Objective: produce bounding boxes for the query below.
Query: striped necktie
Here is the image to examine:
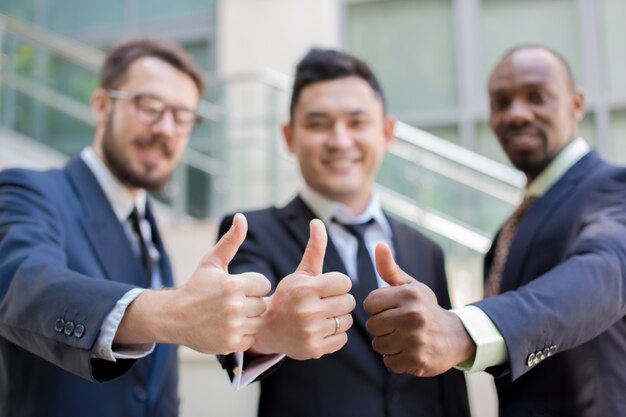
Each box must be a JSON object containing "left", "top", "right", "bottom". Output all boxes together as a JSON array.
[{"left": 484, "top": 196, "right": 537, "bottom": 297}]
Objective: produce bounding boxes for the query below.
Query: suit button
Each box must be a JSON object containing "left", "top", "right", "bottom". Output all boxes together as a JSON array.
[
  {"left": 533, "top": 352, "right": 541, "bottom": 365},
  {"left": 74, "top": 324, "right": 85, "bottom": 338},
  {"left": 54, "top": 319, "right": 64, "bottom": 333},
  {"left": 550, "top": 345, "right": 557, "bottom": 355},
  {"left": 527, "top": 353, "right": 536, "bottom": 367},
  {"left": 64, "top": 321, "right": 75, "bottom": 336},
  {"left": 134, "top": 386, "right": 148, "bottom": 402},
  {"left": 542, "top": 348, "right": 550, "bottom": 359}
]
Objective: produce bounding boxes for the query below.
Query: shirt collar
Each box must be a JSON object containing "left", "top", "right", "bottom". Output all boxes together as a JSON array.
[
  {"left": 80, "top": 147, "right": 147, "bottom": 221},
  {"left": 299, "top": 185, "right": 392, "bottom": 238},
  {"left": 525, "top": 137, "right": 590, "bottom": 198}
]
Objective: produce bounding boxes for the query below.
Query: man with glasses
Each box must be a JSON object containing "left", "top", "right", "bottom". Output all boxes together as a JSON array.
[{"left": 0, "top": 39, "right": 277, "bottom": 417}]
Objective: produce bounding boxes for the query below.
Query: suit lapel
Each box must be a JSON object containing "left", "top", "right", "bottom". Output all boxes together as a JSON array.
[
  {"left": 388, "top": 217, "right": 417, "bottom": 279},
  {"left": 65, "top": 158, "right": 147, "bottom": 288},
  {"left": 279, "top": 196, "right": 349, "bottom": 276},
  {"left": 500, "top": 152, "right": 603, "bottom": 292}
]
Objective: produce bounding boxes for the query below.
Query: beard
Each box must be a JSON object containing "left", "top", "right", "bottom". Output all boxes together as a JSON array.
[
  {"left": 101, "top": 115, "right": 175, "bottom": 192},
  {"left": 498, "top": 124, "right": 552, "bottom": 177}
]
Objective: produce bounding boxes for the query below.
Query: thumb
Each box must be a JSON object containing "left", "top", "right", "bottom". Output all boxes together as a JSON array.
[
  {"left": 204, "top": 213, "right": 247, "bottom": 270},
  {"left": 375, "top": 243, "right": 414, "bottom": 286},
  {"left": 295, "top": 218, "right": 328, "bottom": 276}
]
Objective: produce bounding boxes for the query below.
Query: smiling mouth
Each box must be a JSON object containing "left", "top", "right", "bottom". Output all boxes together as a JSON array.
[{"left": 323, "top": 157, "right": 362, "bottom": 170}]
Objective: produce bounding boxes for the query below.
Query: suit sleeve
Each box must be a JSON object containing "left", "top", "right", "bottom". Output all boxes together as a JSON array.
[
  {"left": 0, "top": 170, "right": 138, "bottom": 382},
  {"left": 474, "top": 170, "right": 626, "bottom": 381}
]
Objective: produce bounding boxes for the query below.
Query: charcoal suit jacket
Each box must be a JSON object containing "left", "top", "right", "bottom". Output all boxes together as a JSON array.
[{"left": 218, "top": 196, "right": 469, "bottom": 417}]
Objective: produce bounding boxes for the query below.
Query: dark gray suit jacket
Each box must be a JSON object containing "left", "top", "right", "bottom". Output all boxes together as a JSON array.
[
  {"left": 475, "top": 151, "right": 626, "bottom": 417},
  {"left": 219, "top": 196, "right": 470, "bottom": 417},
  {"left": 0, "top": 158, "right": 179, "bottom": 417}
]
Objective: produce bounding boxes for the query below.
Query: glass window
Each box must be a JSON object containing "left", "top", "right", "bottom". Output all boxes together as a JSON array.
[
  {"left": 45, "top": 0, "right": 124, "bottom": 34},
  {"left": 0, "top": 0, "right": 36, "bottom": 23},
  {"left": 183, "top": 40, "right": 215, "bottom": 72},
  {"left": 346, "top": 0, "right": 457, "bottom": 115},
  {"left": 602, "top": 0, "right": 626, "bottom": 99},
  {"left": 135, "top": 0, "right": 216, "bottom": 22},
  {"left": 478, "top": 0, "right": 579, "bottom": 104}
]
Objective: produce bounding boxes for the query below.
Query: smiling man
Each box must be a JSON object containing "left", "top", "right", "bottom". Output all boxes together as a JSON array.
[
  {"left": 364, "top": 45, "right": 626, "bottom": 417},
  {"left": 217, "top": 48, "right": 469, "bottom": 417},
  {"left": 0, "top": 39, "right": 272, "bottom": 417}
]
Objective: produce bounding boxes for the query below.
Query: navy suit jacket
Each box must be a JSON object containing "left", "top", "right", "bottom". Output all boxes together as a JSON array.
[
  {"left": 475, "top": 151, "right": 626, "bottom": 417},
  {"left": 0, "top": 158, "right": 179, "bottom": 417},
  {"left": 218, "top": 196, "right": 470, "bottom": 417}
]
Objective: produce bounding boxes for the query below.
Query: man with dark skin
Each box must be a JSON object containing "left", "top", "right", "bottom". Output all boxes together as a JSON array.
[{"left": 365, "top": 45, "right": 626, "bottom": 416}]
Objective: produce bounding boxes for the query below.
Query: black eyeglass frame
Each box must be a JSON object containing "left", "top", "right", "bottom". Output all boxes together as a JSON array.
[{"left": 106, "top": 89, "right": 203, "bottom": 132}]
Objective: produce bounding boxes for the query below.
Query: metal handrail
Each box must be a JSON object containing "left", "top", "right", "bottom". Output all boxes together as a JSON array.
[
  {"left": 379, "top": 186, "right": 492, "bottom": 253},
  {"left": 0, "top": 13, "right": 102, "bottom": 70},
  {"left": 394, "top": 122, "right": 524, "bottom": 189}
]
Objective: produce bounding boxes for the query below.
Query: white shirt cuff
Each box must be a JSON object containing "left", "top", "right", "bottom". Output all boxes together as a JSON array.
[
  {"left": 230, "top": 352, "right": 285, "bottom": 390},
  {"left": 92, "top": 288, "right": 155, "bottom": 361},
  {"left": 450, "top": 305, "right": 508, "bottom": 372}
]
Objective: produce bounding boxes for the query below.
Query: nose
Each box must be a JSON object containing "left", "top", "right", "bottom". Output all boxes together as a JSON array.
[
  {"left": 505, "top": 98, "right": 534, "bottom": 126},
  {"left": 150, "top": 109, "right": 177, "bottom": 137},
  {"left": 327, "top": 122, "right": 353, "bottom": 149}
]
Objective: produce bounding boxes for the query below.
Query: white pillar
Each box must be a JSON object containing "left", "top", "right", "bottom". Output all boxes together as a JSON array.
[{"left": 217, "top": 0, "right": 341, "bottom": 75}]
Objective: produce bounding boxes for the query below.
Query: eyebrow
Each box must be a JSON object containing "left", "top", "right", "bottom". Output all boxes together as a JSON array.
[
  {"left": 489, "top": 82, "right": 548, "bottom": 95},
  {"left": 304, "top": 109, "right": 368, "bottom": 118}
]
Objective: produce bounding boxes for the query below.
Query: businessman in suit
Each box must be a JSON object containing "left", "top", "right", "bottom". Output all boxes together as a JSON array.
[
  {"left": 365, "top": 45, "right": 626, "bottom": 416},
  {"left": 218, "top": 48, "right": 469, "bottom": 417},
  {"left": 0, "top": 39, "right": 275, "bottom": 417}
]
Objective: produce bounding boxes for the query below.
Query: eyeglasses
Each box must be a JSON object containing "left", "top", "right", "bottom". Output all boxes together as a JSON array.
[{"left": 106, "top": 89, "right": 202, "bottom": 132}]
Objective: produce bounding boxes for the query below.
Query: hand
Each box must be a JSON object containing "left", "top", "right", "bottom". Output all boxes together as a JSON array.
[
  {"left": 116, "top": 213, "right": 271, "bottom": 354},
  {"left": 251, "top": 219, "right": 356, "bottom": 360},
  {"left": 363, "top": 243, "right": 475, "bottom": 377}
]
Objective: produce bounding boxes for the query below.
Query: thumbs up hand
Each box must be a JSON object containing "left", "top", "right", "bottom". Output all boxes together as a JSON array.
[
  {"left": 115, "top": 213, "right": 272, "bottom": 355},
  {"left": 251, "top": 219, "right": 356, "bottom": 360},
  {"left": 363, "top": 243, "right": 475, "bottom": 377}
]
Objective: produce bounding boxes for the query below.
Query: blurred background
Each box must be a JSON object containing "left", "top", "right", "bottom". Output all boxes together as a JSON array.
[{"left": 1, "top": 0, "right": 624, "bottom": 415}]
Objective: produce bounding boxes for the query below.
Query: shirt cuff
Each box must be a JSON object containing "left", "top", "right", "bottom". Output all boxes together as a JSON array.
[
  {"left": 450, "top": 305, "right": 508, "bottom": 372},
  {"left": 230, "top": 352, "right": 285, "bottom": 390},
  {"left": 92, "top": 288, "right": 155, "bottom": 361}
]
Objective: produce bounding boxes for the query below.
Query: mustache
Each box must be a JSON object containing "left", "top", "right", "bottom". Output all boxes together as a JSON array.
[
  {"left": 500, "top": 124, "right": 546, "bottom": 139},
  {"left": 133, "top": 136, "right": 173, "bottom": 157}
]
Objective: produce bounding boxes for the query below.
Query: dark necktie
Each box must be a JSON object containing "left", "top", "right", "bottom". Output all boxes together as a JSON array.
[
  {"left": 335, "top": 219, "right": 379, "bottom": 319},
  {"left": 128, "top": 207, "right": 152, "bottom": 282},
  {"left": 484, "top": 196, "right": 537, "bottom": 297}
]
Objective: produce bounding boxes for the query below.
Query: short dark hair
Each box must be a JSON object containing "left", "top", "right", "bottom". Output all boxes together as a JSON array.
[
  {"left": 100, "top": 38, "right": 206, "bottom": 96},
  {"left": 499, "top": 44, "right": 577, "bottom": 90},
  {"left": 289, "top": 48, "right": 386, "bottom": 121}
]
